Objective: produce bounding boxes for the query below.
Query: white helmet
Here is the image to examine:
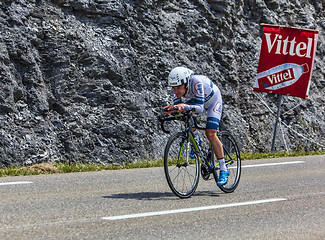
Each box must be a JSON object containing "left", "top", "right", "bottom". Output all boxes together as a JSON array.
[{"left": 168, "top": 67, "right": 193, "bottom": 87}]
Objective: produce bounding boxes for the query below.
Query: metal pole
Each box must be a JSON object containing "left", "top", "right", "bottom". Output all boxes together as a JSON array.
[{"left": 271, "top": 94, "right": 283, "bottom": 152}]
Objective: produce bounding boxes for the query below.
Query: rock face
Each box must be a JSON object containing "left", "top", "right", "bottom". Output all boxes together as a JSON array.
[{"left": 0, "top": 0, "right": 324, "bottom": 167}]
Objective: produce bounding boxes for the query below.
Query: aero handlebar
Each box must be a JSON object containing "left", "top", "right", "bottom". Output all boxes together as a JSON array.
[{"left": 158, "top": 108, "right": 205, "bottom": 134}]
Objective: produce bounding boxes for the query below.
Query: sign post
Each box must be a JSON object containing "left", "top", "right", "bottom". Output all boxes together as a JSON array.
[
  {"left": 271, "top": 95, "right": 282, "bottom": 152},
  {"left": 253, "top": 24, "right": 318, "bottom": 151}
]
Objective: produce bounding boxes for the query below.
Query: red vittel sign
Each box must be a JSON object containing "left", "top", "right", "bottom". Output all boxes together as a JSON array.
[{"left": 253, "top": 24, "right": 318, "bottom": 99}]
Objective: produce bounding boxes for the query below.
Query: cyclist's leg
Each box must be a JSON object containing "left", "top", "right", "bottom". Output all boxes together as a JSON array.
[
  {"left": 206, "top": 129, "right": 223, "bottom": 159},
  {"left": 206, "top": 127, "right": 228, "bottom": 171},
  {"left": 205, "top": 101, "right": 223, "bottom": 159},
  {"left": 205, "top": 101, "right": 229, "bottom": 186}
]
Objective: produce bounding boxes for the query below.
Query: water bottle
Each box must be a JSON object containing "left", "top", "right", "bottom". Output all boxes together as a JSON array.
[{"left": 254, "top": 63, "right": 309, "bottom": 90}]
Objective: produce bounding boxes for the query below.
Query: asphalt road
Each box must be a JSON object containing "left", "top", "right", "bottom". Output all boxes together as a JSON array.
[{"left": 1, "top": 155, "right": 324, "bottom": 240}]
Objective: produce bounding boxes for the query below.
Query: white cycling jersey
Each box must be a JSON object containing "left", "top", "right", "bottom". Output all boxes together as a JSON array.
[{"left": 172, "top": 75, "right": 223, "bottom": 130}]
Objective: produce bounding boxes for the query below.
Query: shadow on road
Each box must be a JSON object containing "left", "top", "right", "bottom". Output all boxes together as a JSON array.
[{"left": 102, "top": 190, "right": 219, "bottom": 200}]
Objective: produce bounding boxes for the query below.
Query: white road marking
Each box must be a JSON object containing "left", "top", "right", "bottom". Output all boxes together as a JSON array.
[
  {"left": 242, "top": 161, "right": 305, "bottom": 168},
  {"left": 0, "top": 181, "right": 33, "bottom": 186},
  {"left": 102, "top": 198, "right": 287, "bottom": 221}
]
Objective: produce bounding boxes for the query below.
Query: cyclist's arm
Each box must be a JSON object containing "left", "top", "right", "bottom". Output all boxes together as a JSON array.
[
  {"left": 168, "top": 98, "right": 204, "bottom": 114},
  {"left": 164, "top": 102, "right": 204, "bottom": 114},
  {"left": 184, "top": 99, "right": 204, "bottom": 113},
  {"left": 184, "top": 81, "right": 205, "bottom": 113}
]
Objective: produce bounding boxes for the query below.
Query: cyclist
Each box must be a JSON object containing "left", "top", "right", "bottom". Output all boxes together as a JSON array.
[{"left": 163, "top": 66, "right": 228, "bottom": 186}]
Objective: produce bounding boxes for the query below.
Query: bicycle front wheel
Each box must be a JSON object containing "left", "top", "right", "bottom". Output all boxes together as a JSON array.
[
  {"left": 213, "top": 130, "right": 241, "bottom": 193},
  {"left": 164, "top": 132, "right": 200, "bottom": 198}
]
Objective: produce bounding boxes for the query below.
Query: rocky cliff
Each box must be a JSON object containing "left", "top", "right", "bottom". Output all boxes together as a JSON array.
[{"left": 0, "top": 0, "right": 324, "bottom": 167}]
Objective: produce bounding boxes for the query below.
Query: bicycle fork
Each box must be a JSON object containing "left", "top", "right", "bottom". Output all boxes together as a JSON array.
[
  {"left": 176, "top": 136, "right": 191, "bottom": 168},
  {"left": 179, "top": 132, "right": 195, "bottom": 167}
]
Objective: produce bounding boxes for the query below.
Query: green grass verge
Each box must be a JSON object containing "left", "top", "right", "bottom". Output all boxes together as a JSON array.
[
  {"left": 241, "top": 150, "right": 325, "bottom": 160},
  {"left": 0, "top": 150, "right": 324, "bottom": 177},
  {"left": 0, "top": 159, "right": 165, "bottom": 177}
]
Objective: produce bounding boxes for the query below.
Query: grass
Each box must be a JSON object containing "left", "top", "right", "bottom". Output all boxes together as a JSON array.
[
  {"left": 241, "top": 150, "right": 325, "bottom": 160},
  {"left": 0, "top": 150, "right": 324, "bottom": 177},
  {"left": 0, "top": 159, "right": 165, "bottom": 177}
]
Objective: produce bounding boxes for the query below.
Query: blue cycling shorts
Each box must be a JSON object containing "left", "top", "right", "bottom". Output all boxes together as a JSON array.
[{"left": 206, "top": 101, "right": 222, "bottom": 130}]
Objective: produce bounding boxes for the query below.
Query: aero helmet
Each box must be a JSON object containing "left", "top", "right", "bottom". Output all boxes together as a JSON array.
[{"left": 168, "top": 67, "right": 193, "bottom": 87}]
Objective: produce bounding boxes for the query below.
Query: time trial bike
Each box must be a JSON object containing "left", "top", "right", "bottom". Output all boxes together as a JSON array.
[{"left": 158, "top": 109, "right": 241, "bottom": 198}]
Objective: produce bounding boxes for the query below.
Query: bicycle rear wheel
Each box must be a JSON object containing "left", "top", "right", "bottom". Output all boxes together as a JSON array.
[
  {"left": 213, "top": 130, "right": 241, "bottom": 193},
  {"left": 164, "top": 132, "right": 200, "bottom": 198}
]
